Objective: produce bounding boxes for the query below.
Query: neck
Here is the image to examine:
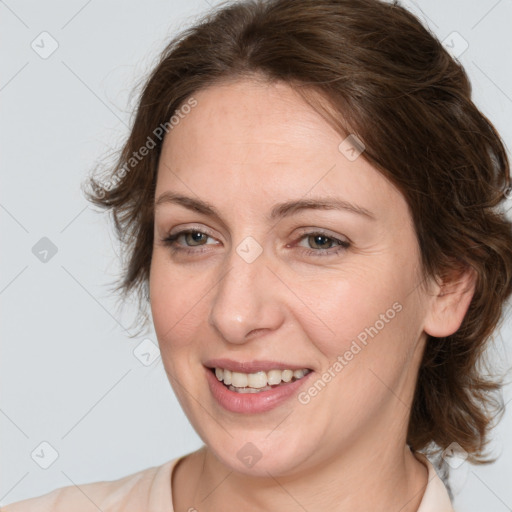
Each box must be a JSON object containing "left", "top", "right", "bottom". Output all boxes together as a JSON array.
[{"left": 180, "top": 436, "right": 428, "bottom": 512}]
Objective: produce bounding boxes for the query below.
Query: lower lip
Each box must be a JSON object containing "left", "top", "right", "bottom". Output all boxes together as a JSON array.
[{"left": 205, "top": 367, "right": 314, "bottom": 414}]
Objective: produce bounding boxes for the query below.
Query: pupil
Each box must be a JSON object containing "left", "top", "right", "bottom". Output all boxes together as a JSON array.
[
  {"left": 189, "top": 232, "right": 205, "bottom": 245},
  {"left": 312, "top": 235, "right": 330, "bottom": 249}
]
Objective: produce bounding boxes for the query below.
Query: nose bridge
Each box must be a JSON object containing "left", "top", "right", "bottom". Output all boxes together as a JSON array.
[{"left": 208, "top": 239, "right": 283, "bottom": 344}]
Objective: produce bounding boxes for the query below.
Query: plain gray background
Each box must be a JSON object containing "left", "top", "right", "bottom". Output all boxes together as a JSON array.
[{"left": 1, "top": 0, "right": 511, "bottom": 510}]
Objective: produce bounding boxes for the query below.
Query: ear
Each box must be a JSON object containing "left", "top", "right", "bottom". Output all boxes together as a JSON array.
[{"left": 423, "top": 264, "right": 477, "bottom": 338}]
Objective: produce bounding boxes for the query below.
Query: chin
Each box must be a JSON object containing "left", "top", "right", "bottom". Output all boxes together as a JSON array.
[{"left": 204, "top": 432, "right": 318, "bottom": 478}]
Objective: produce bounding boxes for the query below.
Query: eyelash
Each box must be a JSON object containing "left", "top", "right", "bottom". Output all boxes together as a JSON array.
[{"left": 160, "top": 228, "right": 350, "bottom": 257}]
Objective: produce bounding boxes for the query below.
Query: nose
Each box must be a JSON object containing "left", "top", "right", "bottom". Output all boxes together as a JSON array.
[{"left": 208, "top": 245, "right": 285, "bottom": 345}]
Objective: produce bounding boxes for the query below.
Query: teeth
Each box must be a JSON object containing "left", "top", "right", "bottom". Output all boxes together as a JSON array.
[
  {"left": 229, "top": 385, "right": 268, "bottom": 393},
  {"left": 267, "top": 369, "right": 282, "bottom": 385},
  {"left": 247, "top": 371, "right": 267, "bottom": 389},
  {"left": 213, "top": 367, "right": 311, "bottom": 389},
  {"left": 282, "top": 369, "right": 293, "bottom": 382},
  {"left": 231, "top": 372, "right": 248, "bottom": 387}
]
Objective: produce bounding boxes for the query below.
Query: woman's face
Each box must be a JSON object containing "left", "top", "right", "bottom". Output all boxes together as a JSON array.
[{"left": 149, "top": 78, "right": 433, "bottom": 476}]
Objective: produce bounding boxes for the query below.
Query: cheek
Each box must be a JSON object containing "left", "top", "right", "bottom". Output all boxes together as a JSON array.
[
  {"left": 295, "top": 256, "right": 422, "bottom": 380},
  {"left": 149, "top": 253, "right": 206, "bottom": 352},
  {"left": 290, "top": 262, "right": 401, "bottom": 356}
]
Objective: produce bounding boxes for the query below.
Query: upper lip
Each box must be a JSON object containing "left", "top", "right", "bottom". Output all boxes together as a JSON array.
[{"left": 204, "top": 358, "right": 313, "bottom": 373}]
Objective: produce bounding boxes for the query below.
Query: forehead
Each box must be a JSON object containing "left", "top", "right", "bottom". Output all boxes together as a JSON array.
[
  {"left": 156, "top": 78, "right": 407, "bottom": 225},
  {"left": 164, "top": 78, "right": 334, "bottom": 161}
]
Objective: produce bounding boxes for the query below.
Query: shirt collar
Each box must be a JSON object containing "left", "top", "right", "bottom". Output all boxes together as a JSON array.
[{"left": 414, "top": 452, "right": 454, "bottom": 512}]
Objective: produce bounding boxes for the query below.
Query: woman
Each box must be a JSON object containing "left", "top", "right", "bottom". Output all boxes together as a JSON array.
[{"left": 5, "top": 0, "right": 512, "bottom": 510}]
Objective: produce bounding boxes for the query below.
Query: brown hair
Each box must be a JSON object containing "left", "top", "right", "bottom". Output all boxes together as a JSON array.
[{"left": 84, "top": 0, "right": 512, "bottom": 484}]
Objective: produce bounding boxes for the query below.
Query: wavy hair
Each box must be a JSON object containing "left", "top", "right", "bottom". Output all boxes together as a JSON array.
[{"left": 83, "top": 0, "right": 512, "bottom": 491}]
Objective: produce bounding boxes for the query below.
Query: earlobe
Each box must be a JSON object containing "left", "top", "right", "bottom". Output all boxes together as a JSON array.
[{"left": 423, "top": 265, "right": 477, "bottom": 338}]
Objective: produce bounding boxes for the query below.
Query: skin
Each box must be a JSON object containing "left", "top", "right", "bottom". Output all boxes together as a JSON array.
[{"left": 149, "top": 77, "right": 476, "bottom": 512}]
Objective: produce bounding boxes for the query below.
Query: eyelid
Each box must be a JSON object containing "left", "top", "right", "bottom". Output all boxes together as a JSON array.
[
  {"left": 164, "top": 225, "right": 348, "bottom": 245},
  {"left": 167, "top": 223, "right": 219, "bottom": 239},
  {"left": 161, "top": 225, "right": 351, "bottom": 259},
  {"left": 294, "top": 226, "right": 351, "bottom": 244}
]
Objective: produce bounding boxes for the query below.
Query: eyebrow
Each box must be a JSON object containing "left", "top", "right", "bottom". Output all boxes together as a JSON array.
[{"left": 154, "top": 192, "right": 376, "bottom": 222}]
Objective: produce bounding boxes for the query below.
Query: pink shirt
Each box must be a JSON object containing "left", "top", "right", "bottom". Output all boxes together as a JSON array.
[{"left": 2, "top": 452, "right": 454, "bottom": 511}]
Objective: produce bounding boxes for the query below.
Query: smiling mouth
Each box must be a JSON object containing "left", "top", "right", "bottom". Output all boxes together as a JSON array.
[{"left": 210, "top": 367, "right": 312, "bottom": 394}]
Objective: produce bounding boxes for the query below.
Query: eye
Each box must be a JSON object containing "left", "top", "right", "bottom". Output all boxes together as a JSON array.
[
  {"left": 161, "top": 229, "right": 218, "bottom": 255},
  {"left": 294, "top": 230, "right": 350, "bottom": 257},
  {"left": 160, "top": 228, "right": 351, "bottom": 258},
  {"left": 171, "top": 231, "right": 210, "bottom": 246}
]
